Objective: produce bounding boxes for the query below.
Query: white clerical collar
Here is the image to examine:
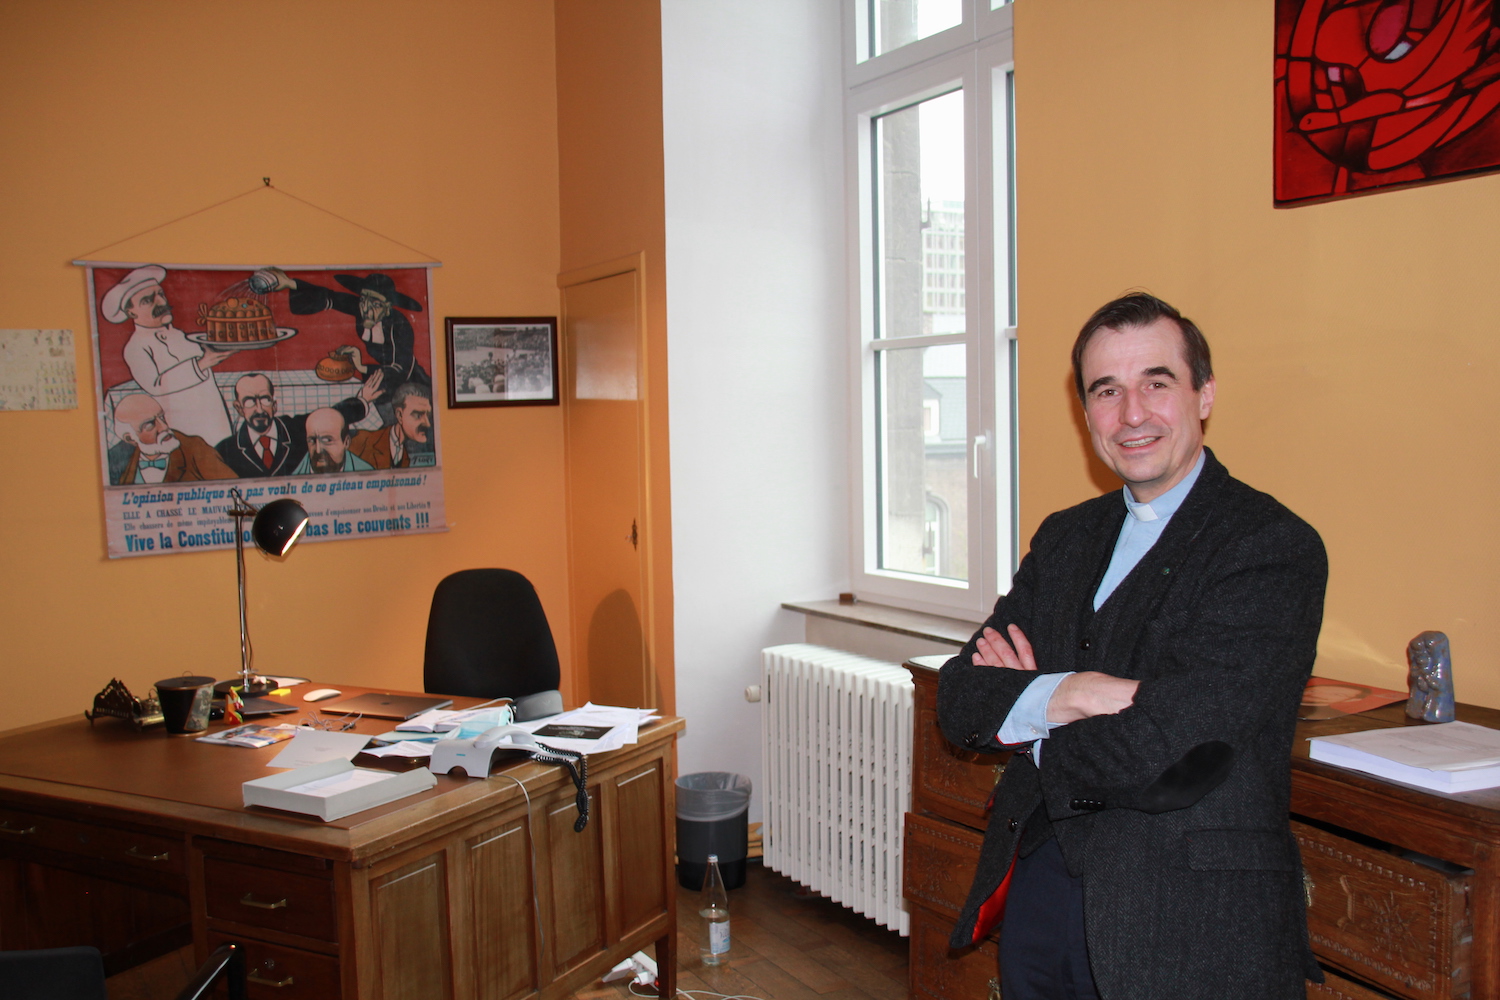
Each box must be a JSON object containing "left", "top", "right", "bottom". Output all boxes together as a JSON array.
[{"left": 1122, "top": 448, "right": 1206, "bottom": 522}]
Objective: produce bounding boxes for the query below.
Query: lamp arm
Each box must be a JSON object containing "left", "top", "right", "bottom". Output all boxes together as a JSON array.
[{"left": 236, "top": 515, "right": 252, "bottom": 681}]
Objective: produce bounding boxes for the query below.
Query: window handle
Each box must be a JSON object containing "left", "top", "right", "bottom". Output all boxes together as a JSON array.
[{"left": 972, "top": 432, "right": 990, "bottom": 478}]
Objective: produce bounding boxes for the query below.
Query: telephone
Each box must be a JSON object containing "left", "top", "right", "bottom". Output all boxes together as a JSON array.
[{"left": 429, "top": 726, "right": 589, "bottom": 831}]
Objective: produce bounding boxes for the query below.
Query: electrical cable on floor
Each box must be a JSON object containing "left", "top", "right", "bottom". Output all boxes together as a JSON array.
[{"left": 628, "top": 988, "right": 768, "bottom": 1000}]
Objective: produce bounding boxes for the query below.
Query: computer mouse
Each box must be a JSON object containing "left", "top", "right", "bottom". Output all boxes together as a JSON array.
[{"left": 302, "top": 687, "right": 342, "bottom": 702}]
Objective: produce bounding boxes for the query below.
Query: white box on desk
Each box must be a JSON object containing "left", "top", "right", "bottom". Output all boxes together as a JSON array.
[{"left": 242, "top": 758, "right": 436, "bottom": 821}]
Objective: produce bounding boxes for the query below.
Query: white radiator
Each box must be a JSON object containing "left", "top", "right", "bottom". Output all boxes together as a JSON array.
[{"left": 761, "top": 643, "right": 914, "bottom": 934}]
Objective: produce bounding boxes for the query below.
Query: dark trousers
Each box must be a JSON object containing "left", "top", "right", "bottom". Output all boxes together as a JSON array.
[{"left": 999, "top": 837, "right": 1099, "bottom": 1000}]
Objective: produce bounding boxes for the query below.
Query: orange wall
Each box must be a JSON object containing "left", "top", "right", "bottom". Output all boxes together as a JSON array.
[
  {"left": 555, "top": 0, "right": 675, "bottom": 713},
  {"left": 1015, "top": 1, "right": 1500, "bottom": 702},
  {"left": 0, "top": 0, "right": 569, "bottom": 730}
]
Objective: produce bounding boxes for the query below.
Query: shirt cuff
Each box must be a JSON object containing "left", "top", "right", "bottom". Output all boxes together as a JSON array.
[{"left": 997, "top": 671, "right": 1074, "bottom": 747}]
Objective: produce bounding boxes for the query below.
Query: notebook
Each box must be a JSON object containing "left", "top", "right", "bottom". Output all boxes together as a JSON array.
[
  {"left": 239, "top": 696, "right": 298, "bottom": 717},
  {"left": 315, "top": 693, "right": 454, "bottom": 721}
]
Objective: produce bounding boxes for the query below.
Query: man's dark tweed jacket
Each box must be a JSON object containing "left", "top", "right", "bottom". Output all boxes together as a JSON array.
[{"left": 937, "top": 449, "right": 1327, "bottom": 1000}]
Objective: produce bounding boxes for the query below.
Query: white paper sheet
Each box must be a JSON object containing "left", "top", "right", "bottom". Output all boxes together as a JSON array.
[
  {"left": 363, "top": 740, "right": 441, "bottom": 758},
  {"left": 1312, "top": 721, "right": 1500, "bottom": 771},
  {"left": 267, "top": 730, "right": 372, "bottom": 769},
  {"left": 396, "top": 707, "right": 509, "bottom": 733}
]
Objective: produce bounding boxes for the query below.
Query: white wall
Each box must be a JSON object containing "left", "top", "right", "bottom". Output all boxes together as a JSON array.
[{"left": 661, "top": 1, "right": 848, "bottom": 822}]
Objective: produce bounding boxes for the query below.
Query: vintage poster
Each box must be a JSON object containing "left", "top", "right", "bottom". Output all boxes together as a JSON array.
[{"left": 86, "top": 264, "right": 445, "bottom": 558}]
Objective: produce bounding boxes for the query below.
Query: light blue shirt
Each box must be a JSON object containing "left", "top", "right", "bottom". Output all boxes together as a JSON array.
[{"left": 995, "top": 450, "right": 1206, "bottom": 750}]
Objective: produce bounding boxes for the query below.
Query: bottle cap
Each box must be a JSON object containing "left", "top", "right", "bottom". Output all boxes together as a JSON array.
[{"left": 707, "top": 854, "right": 718, "bottom": 862}]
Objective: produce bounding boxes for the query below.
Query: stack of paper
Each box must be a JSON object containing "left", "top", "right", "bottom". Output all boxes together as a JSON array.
[
  {"left": 1309, "top": 721, "right": 1500, "bottom": 793},
  {"left": 364, "top": 703, "right": 658, "bottom": 759},
  {"left": 517, "top": 703, "right": 660, "bottom": 754},
  {"left": 396, "top": 706, "right": 509, "bottom": 734}
]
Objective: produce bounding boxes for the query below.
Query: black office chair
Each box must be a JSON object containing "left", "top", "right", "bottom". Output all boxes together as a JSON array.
[
  {"left": 424, "top": 569, "right": 562, "bottom": 715},
  {"left": 0, "top": 942, "right": 245, "bottom": 1000}
]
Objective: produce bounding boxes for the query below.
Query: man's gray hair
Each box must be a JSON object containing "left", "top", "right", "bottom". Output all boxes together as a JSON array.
[{"left": 391, "top": 380, "right": 432, "bottom": 412}]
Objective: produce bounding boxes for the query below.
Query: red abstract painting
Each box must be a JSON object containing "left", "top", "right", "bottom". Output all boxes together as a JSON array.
[{"left": 1275, "top": 0, "right": 1500, "bottom": 204}]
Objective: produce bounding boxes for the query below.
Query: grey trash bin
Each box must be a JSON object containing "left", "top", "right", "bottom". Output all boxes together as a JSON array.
[{"left": 676, "top": 772, "right": 752, "bottom": 891}]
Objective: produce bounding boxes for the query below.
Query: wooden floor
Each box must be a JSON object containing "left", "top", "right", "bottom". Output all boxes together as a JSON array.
[
  {"left": 573, "top": 861, "right": 909, "bottom": 1000},
  {"left": 106, "top": 861, "right": 909, "bottom": 1000}
]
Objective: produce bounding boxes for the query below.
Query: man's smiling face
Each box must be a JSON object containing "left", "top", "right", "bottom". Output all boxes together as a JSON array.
[{"left": 1080, "top": 316, "right": 1216, "bottom": 503}]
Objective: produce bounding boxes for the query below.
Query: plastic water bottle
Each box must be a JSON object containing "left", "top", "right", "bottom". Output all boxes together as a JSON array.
[{"left": 699, "top": 854, "right": 730, "bottom": 965}]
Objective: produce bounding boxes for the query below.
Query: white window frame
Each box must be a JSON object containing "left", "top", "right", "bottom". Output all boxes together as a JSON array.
[{"left": 845, "top": 0, "right": 1016, "bottom": 620}]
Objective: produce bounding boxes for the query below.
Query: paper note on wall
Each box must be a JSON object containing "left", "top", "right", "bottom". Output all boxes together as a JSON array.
[{"left": 0, "top": 330, "right": 76, "bottom": 411}]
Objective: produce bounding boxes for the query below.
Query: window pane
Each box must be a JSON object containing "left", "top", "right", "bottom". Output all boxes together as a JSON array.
[
  {"left": 869, "top": 0, "right": 962, "bottom": 58},
  {"left": 874, "top": 89, "right": 964, "bottom": 339},
  {"left": 877, "top": 344, "right": 967, "bottom": 581}
]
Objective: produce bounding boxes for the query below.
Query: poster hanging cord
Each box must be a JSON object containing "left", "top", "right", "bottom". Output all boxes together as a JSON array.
[{"left": 74, "top": 178, "right": 441, "bottom": 264}]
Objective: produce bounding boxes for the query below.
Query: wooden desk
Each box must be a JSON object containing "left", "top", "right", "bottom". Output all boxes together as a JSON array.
[
  {"left": 901, "top": 660, "right": 1498, "bottom": 1000},
  {"left": 0, "top": 686, "right": 682, "bottom": 1000}
]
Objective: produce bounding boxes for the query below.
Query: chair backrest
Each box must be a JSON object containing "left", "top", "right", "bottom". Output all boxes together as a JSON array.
[
  {"left": 423, "top": 569, "right": 561, "bottom": 700},
  {"left": 0, "top": 946, "right": 107, "bottom": 1000}
]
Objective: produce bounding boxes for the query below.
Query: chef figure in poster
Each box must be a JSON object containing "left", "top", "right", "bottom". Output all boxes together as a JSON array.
[
  {"left": 252, "top": 266, "right": 430, "bottom": 424},
  {"left": 102, "top": 265, "right": 233, "bottom": 444}
]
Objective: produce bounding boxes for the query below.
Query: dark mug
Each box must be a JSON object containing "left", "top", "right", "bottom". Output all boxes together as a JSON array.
[{"left": 156, "top": 676, "right": 216, "bottom": 734}]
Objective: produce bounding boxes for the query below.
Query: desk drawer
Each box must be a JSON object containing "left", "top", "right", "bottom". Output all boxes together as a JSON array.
[
  {"left": 207, "top": 932, "right": 341, "bottom": 999},
  {"left": 1294, "top": 820, "right": 1471, "bottom": 1000},
  {"left": 903, "top": 811, "right": 983, "bottom": 921},
  {"left": 909, "top": 901, "right": 997, "bottom": 1000},
  {"left": 204, "top": 859, "right": 335, "bottom": 942},
  {"left": 0, "top": 805, "right": 185, "bottom": 876},
  {"left": 1308, "top": 966, "right": 1399, "bottom": 999},
  {"left": 911, "top": 675, "right": 1005, "bottom": 830}
]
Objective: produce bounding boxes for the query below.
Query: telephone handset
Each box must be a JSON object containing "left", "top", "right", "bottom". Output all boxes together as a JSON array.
[
  {"left": 474, "top": 725, "right": 541, "bottom": 751},
  {"left": 472, "top": 726, "right": 590, "bottom": 832}
]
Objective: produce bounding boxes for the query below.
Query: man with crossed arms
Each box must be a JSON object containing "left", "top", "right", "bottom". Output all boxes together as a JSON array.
[{"left": 938, "top": 293, "right": 1327, "bottom": 999}]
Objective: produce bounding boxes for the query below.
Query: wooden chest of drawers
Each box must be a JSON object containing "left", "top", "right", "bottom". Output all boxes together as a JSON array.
[{"left": 902, "top": 660, "right": 1500, "bottom": 1000}]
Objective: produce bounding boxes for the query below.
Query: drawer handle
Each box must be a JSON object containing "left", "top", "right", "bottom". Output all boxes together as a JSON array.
[
  {"left": 988, "top": 977, "right": 1002, "bottom": 1000},
  {"left": 239, "top": 893, "right": 289, "bottom": 910},
  {"left": 0, "top": 822, "right": 37, "bottom": 836},
  {"left": 248, "top": 970, "right": 296, "bottom": 988},
  {"left": 126, "top": 846, "right": 170, "bottom": 862}
]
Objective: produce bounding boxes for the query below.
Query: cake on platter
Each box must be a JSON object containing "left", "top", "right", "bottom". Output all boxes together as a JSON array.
[{"left": 196, "top": 296, "right": 278, "bottom": 343}]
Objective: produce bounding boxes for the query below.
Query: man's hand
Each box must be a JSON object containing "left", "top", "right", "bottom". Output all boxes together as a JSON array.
[
  {"left": 335, "top": 344, "right": 370, "bottom": 374},
  {"left": 1046, "top": 672, "right": 1139, "bottom": 724},
  {"left": 358, "top": 369, "right": 386, "bottom": 403},
  {"left": 972, "top": 624, "right": 1037, "bottom": 671},
  {"left": 197, "top": 347, "right": 229, "bottom": 370},
  {"left": 251, "top": 266, "right": 296, "bottom": 293}
]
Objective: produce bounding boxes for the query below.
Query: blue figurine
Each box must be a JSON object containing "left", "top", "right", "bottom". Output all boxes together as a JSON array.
[{"left": 1406, "top": 630, "right": 1455, "bottom": 723}]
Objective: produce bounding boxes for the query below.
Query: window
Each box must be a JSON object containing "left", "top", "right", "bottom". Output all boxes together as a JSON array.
[{"left": 846, "top": 0, "right": 1015, "bottom": 618}]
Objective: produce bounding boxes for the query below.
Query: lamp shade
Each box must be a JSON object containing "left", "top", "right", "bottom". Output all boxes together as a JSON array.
[{"left": 251, "top": 498, "right": 309, "bottom": 556}]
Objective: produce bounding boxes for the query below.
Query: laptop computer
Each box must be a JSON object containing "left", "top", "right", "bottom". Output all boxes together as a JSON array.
[{"left": 315, "top": 693, "right": 453, "bottom": 721}]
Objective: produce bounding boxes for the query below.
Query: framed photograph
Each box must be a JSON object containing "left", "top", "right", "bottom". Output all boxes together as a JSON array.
[{"left": 444, "top": 316, "right": 559, "bottom": 408}]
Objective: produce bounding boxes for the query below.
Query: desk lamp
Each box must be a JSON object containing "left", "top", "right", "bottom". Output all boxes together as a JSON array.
[{"left": 216, "top": 489, "right": 309, "bottom": 696}]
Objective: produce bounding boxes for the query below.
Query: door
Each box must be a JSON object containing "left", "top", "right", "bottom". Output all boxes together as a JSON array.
[{"left": 561, "top": 264, "right": 652, "bottom": 709}]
